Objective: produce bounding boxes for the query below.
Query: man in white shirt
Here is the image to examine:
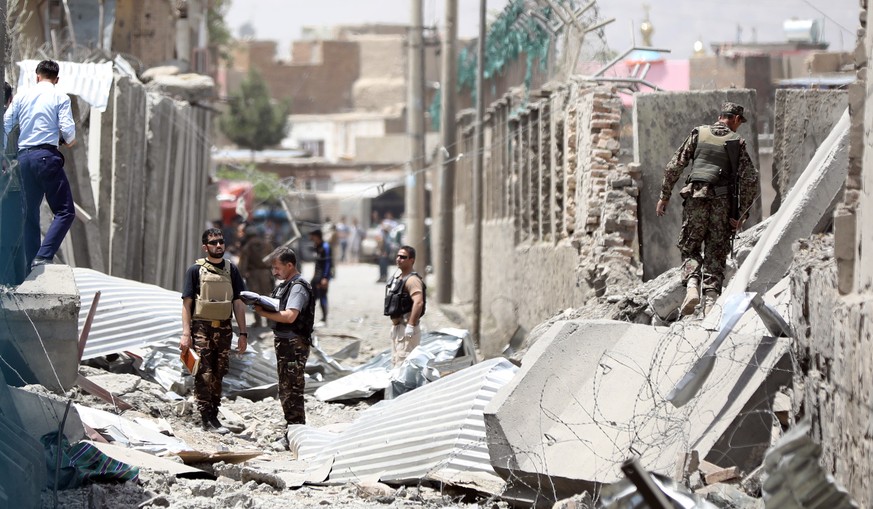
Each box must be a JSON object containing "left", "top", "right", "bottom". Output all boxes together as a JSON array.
[{"left": 3, "top": 60, "right": 77, "bottom": 270}]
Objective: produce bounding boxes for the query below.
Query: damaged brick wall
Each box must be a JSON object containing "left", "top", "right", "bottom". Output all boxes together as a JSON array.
[
  {"left": 791, "top": 3, "right": 873, "bottom": 506},
  {"left": 450, "top": 83, "right": 641, "bottom": 356},
  {"left": 790, "top": 235, "right": 873, "bottom": 507}
]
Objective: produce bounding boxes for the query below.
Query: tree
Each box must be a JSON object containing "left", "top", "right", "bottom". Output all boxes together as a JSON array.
[{"left": 219, "top": 68, "right": 290, "bottom": 155}]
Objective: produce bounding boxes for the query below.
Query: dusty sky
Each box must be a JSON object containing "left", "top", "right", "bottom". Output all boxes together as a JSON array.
[{"left": 226, "top": 0, "right": 858, "bottom": 60}]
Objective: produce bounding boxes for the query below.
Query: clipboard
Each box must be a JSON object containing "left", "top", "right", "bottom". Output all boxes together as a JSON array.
[{"left": 181, "top": 348, "right": 200, "bottom": 376}]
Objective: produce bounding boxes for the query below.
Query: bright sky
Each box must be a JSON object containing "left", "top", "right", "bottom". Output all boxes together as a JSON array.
[{"left": 225, "top": 0, "right": 858, "bottom": 60}]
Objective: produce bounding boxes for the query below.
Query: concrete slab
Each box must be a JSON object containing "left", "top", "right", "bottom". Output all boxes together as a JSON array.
[
  {"left": 8, "top": 386, "right": 85, "bottom": 444},
  {"left": 484, "top": 317, "right": 789, "bottom": 504},
  {"left": 0, "top": 265, "right": 80, "bottom": 391},
  {"left": 721, "top": 109, "right": 849, "bottom": 300},
  {"left": 771, "top": 89, "right": 848, "bottom": 213},
  {"left": 633, "top": 90, "right": 761, "bottom": 281}
]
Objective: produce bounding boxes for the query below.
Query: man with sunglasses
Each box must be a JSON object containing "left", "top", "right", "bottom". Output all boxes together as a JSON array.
[
  {"left": 181, "top": 228, "right": 249, "bottom": 434},
  {"left": 384, "top": 246, "right": 426, "bottom": 367}
]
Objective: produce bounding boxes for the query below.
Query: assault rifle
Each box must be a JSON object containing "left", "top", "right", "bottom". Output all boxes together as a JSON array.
[{"left": 724, "top": 139, "right": 741, "bottom": 258}]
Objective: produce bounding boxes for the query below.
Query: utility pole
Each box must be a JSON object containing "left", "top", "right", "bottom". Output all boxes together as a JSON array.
[
  {"left": 471, "top": 0, "right": 485, "bottom": 347},
  {"left": 436, "top": 0, "right": 457, "bottom": 304},
  {"left": 406, "top": 0, "right": 427, "bottom": 268}
]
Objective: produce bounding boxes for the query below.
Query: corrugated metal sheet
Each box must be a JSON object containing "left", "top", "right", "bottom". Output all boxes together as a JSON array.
[
  {"left": 16, "top": 60, "right": 115, "bottom": 112},
  {"left": 75, "top": 268, "right": 185, "bottom": 360},
  {"left": 288, "top": 358, "right": 517, "bottom": 487}
]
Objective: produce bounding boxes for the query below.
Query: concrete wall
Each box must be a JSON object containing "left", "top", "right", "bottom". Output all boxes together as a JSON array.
[
  {"left": 633, "top": 89, "right": 761, "bottom": 280},
  {"left": 771, "top": 89, "right": 848, "bottom": 213},
  {"left": 112, "top": 0, "right": 177, "bottom": 70},
  {"left": 449, "top": 83, "right": 642, "bottom": 356},
  {"left": 790, "top": 5, "right": 873, "bottom": 507},
  {"left": 63, "top": 76, "right": 212, "bottom": 291},
  {"left": 790, "top": 236, "right": 873, "bottom": 507},
  {"left": 690, "top": 56, "right": 773, "bottom": 134}
]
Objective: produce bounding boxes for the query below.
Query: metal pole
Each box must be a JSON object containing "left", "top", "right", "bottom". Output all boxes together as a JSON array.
[
  {"left": 471, "top": 0, "right": 485, "bottom": 347},
  {"left": 436, "top": 0, "right": 457, "bottom": 304},
  {"left": 406, "top": 0, "right": 427, "bottom": 267}
]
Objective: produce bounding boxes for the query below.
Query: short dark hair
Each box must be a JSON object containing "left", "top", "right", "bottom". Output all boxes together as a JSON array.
[
  {"left": 309, "top": 229, "right": 323, "bottom": 240},
  {"left": 201, "top": 227, "right": 223, "bottom": 245},
  {"left": 4, "top": 82, "right": 12, "bottom": 105},
  {"left": 271, "top": 247, "right": 297, "bottom": 265},
  {"left": 398, "top": 245, "right": 416, "bottom": 260},
  {"left": 36, "top": 60, "right": 60, "bottom": 80}
]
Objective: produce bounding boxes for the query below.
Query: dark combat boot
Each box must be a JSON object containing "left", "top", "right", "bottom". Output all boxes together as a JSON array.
[{"left": 201, "top": 414, "right": 230, "bottom": 435}]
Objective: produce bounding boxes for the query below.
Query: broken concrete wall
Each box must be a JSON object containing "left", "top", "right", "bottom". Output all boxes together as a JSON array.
[
  {"left": 451, "top": 83, "right": 641, "bottom": 357},
  {"left": 65, "top": 75, "right": 211, "bottom": 290},
  {"left": 789, "top": 235, "right": 873, "bottom": 508},
  {"left": 633, "top": 90, "right": 761, "bottom": 281},
  {"left": 485, "top": 317, "right": 790, "bottom": 506},
  {"left": 0, "top": 266, "right": 79, "bottom": 392},
  {"left": 790, "top": 5, "right": 873, "bottom": 507},
  {"left": 771, "top": 89, "right": 848, "bottom": 213}
]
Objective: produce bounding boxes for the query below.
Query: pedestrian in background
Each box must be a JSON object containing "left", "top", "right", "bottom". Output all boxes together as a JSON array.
[
  {"left": 384, "top": 245, "right": 426, "bottom": 367},
  {"left": 309, "top": 229, "right": 333, "bottom": 327},
  {"left": 348, "top": 217, "right": 363, "bottom": 263},
  {"left": 238, "top": 225, "right": 274, "bottom": 328},
  {"left": 3, "top": 60, "right": 77, "bottom": 270},
  {"left": 254, "top": 247, "right": 315, "bottom": 427},
  {"left": 656, "top": 102, "right": 759, "bottom": 316},
  {"left": 180, "top": 228, "right": 248, "bottom": 434},
  {"left": 336, "top": 216, "right": 350, "bottom": 262}
]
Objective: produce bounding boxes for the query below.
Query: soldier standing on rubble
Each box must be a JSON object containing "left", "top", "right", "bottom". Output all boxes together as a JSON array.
[
  {"left": 384, "top": 245, "right": 426, "bottom": 367},
  {"left": 181, "top": 228, "right": 249, "bottom": 434},
  {"left": 253, "top": 247, "right": 315, "bottom": 427},
  {"left": 656, "top": 102, "right": 759, "bottom": 316}
]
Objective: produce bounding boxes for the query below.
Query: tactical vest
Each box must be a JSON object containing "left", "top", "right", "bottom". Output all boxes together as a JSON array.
[
  {"left": 688, "top": 126, "right": 740, "bottom": 187},
  {"left": 384, "top": 272, "right": 427, "bottom": 319},
  {"left": 193, "top": 258, "right": 233, "bottom": 321},
  {"left": 271, "top": 276, "right": 316, "bottom": 340}
]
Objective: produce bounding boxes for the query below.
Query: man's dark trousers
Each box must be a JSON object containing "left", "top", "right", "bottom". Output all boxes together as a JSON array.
[{"left": 18, "top": 146, "right": 74, "bottom": 265}]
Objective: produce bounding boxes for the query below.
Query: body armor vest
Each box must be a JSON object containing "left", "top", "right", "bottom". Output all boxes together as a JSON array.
[
  {"left": 272, "top": 276, "right": 315, "bottom": 340},
  {"left": 689, "top": 126, "right": 740, "bottom": 186},
  {"left": 384, "top": 272, "right": 427, "bottom": 319},
  {"left": 193, "top": 259, "right": 233, "bottom": 320}
]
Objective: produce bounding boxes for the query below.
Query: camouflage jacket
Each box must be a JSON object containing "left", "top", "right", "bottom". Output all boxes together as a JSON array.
[{"left": 660, "top": 121, "right": 759, "bottom": 219}]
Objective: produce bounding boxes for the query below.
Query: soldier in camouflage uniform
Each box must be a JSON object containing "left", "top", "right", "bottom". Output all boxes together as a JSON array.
[
  {"left": 656, "top": 102, "right": 759, "bottom": 316},
  {"left": 254, "top": 247, "right": 315, "bottom": 427},
  {"left": 181, "top": 228, "right": 249, "bottom": 434}
]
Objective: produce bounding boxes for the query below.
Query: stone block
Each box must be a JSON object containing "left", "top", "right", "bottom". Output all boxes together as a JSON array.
[{"left": 0, "top": 265, "right": 79, "bottom": 391}]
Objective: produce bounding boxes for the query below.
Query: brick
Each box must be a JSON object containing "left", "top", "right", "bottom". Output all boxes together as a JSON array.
[{"left": 704, "top": 466, "right": 739, "bottom": 485}]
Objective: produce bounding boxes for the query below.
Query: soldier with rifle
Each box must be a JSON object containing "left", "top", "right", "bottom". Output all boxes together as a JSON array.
[{"left": 656, "top": 102, "right": 760, "bottom": 316}]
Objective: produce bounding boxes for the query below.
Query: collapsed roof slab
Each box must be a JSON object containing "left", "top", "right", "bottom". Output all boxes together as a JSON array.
[
  {"left": 484, "top": 318, "right": 789, "bottom": 506},
  {"left": 0, "top": 265, "right": 79, "bottom": 392}
]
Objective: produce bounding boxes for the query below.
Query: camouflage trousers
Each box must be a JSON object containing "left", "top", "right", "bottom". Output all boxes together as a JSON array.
[
  {"left": 191, "top": 319, "right": 232, "bottom": 419},
  {"left": 275, "top": 335, "right": 310, "bottom": 425},
  {"left": 678, "top": 196, "right": 732, "bottom": 294}
]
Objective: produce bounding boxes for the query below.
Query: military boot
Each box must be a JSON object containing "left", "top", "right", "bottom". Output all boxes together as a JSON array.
[
  {"left": 202, "top": 414, "right": 230, "bottom": 435},
  {"left": 680, "top": 278, "right": 700, "bottom": 316},
  {"left": 702, "top": 290, "right": 719, "bottom": 316}
]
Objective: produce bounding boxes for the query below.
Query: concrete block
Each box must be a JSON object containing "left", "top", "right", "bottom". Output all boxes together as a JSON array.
[
  {"left": 634, "top": 90, "right": 760, "bottom": 280},
  {"left": 723, "top": 109, "right": 849, "bottom": 297},
  {"left": 771, "top": 89, "right": 848, "bottom": 213},
  {"left": 145, "top": 73, "right": 215, "bottom": 103},
  {"left": 0, "top": 265, "right": 79, "bottom": 391},
  {"left": 485, "top": 317, "right": 789, "bottom": 504}
]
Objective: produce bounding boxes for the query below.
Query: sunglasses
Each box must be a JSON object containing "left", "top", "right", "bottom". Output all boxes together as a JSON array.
[
  {"left": 206, "top": 239, "right": 226, "bottom": 246},
  {"left": 396, "top": 255, "right": 409, "bottom": 260}
]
